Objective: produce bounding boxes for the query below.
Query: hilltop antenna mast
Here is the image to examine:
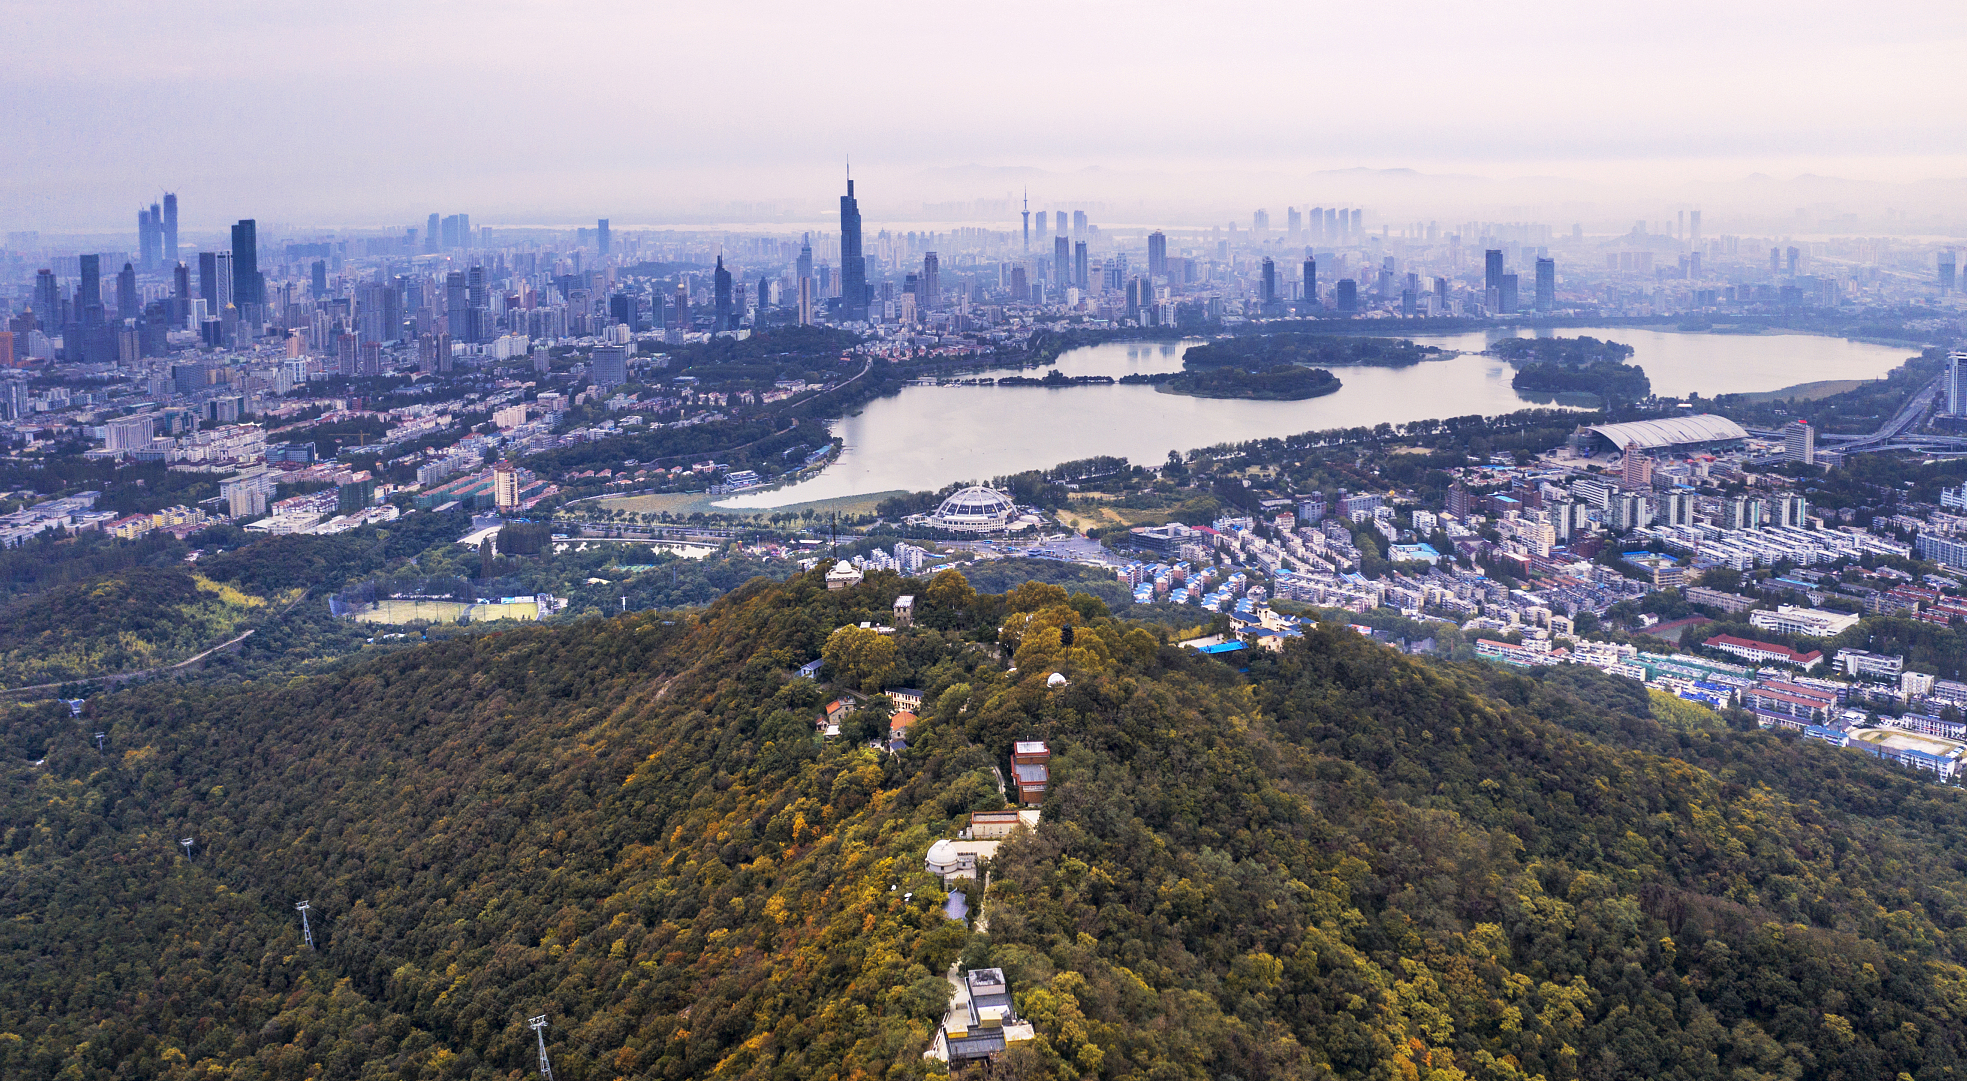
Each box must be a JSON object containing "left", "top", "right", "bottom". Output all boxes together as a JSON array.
[
  {"left": 93, "top": 732, "right": 106, "bottom": 752},
  {"left": 179, "top": 837, "right": 195, "bottom": 860},
  {"left": 295, "top": 901, "right": 314, "bottom": 949},
  {"left": 529, "top": 1015, "right": 554, "bottom": 1080}
]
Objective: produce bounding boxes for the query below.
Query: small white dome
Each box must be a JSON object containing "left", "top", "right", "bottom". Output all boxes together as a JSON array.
[{"left": 1046, "top": 672, "right": 1068, "bottom": 688}]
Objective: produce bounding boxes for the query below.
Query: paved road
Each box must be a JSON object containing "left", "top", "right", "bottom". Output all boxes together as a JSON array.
[
  {"left": 1823, "top": 373, "right": 1943, "bottom": 450},
  {"left": 0, "top": 629, "right": 258, "bottom": 700}
]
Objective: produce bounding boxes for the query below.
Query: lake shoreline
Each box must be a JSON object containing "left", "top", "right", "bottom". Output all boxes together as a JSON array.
[{"left": 714, "top": 327, "right": 1914, "bottom": 509}]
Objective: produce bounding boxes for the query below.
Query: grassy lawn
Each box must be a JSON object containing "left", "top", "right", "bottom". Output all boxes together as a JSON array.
[{"left": 1731, "top": 379, "right": 1873, "bottom": 404}]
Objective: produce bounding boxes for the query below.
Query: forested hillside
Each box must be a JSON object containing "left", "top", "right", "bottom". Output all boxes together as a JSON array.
[
  {"left": 0, "top": 566, "right": 273, "bottom": 690},
  {"left": 7, "top": 566, "right": 1967, "bottom": 1081}
]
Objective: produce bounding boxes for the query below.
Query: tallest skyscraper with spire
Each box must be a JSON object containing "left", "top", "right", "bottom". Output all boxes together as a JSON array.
[{"left": 839, "top": 169, "right": 868, "bottom": 322}]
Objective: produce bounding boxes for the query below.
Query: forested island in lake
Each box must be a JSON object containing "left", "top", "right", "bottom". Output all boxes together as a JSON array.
[
  {"left": 1119, "top": 364, "right": 1342, "bottom": 400},
  {"left": 1179, "top": 333, "right": 1447, "bottom": 369},
  {"left": 1493, "top": 335, "right": 1653, "bottom": 408}
]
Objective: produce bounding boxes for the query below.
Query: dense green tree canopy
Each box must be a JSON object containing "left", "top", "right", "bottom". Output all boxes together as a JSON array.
[{"left": 7, "top": 569, "right": 1967, "bottom": 1081}]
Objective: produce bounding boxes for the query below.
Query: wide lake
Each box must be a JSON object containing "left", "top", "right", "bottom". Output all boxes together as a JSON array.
[{"left": 719, "top": 327, "right": 1916, "bottom": 508}]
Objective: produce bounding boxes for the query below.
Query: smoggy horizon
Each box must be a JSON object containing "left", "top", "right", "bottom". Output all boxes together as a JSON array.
[{"left": 9, "top": 0, "right": 1967, "bottom": 235}]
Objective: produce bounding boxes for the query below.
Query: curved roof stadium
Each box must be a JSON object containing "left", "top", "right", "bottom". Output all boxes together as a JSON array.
[
  {"left": 931, "top": 486, "right": 1016, "bottom": 531},
  {"left": 1586, "top": 414, "right": 1748, "bottom": 451}
]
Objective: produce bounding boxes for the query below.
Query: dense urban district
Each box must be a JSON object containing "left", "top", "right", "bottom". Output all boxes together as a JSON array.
[{"left": 13, "top": 186, "right": 1967, "bottom": 1081}]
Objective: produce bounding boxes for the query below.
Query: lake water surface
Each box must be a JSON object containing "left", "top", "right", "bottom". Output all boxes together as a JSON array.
[{"left": 720, "top": 328, "right": 1916, "bottom": 508}]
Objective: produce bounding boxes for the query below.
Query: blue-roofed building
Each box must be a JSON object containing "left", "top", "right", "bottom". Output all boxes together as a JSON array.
[{"left": 1389, "top": 542, "right": 1442, "bottom": 564}]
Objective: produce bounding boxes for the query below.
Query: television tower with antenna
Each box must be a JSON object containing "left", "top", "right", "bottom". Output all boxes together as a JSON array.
[
  {"left": 1021, "top": 189, "right": 1030, "bottom": 251},
  {"left": 530, "top": 1015, "right": 554, "bottom": 1080}
]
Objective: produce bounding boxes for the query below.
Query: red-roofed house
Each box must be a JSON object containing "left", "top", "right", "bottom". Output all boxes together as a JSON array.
[
  {"left": 1704, "top": 634, "right": 1823, "bottom": 670},
  {"left": 1744, "top": 681, "right": 1837, "bottom": 729}
]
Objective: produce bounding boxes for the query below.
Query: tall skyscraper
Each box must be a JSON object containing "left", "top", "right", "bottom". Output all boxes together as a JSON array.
[
  {"left": 382, "top": 283, "right": 402, "bottom": 342},
  {"left": 713, "top": 255, "right": 733, "bottom": 330},
  {"left": 839, "top": 176, "right": 867, "bottom": 321},
  {"left": 116, "top": 263, "right": 138, "bottom": 319},
  {"left": 798, "top": 275, "right": 815, "bottom": 325},
  {"left": 1941, "top": 251, "right": 1957, "bottom": 294},
  {"left": 1286, "top": 207, "right": 1301, "bottom": 237},
  {"left": 1147, "top": 231, "right": 1167, "bottom": 277},
  {"left": 1073, "top": 241, "right": 1088, "bottom": 291},
  {"left": 1260, "top": 257, "right": 1277, "bottom": 305},
  {"left": 311, "top": 260, "right": 327, "bottom": 297},
  {"left": 1948, "top": 351, "right": 1967, "bottom": 417},
  {"left": 1072, "top": 210, "right": 1087, "bottom": 239},
  {"left": 445, "top": 270, "right": 468, "bottom": 336},
  {"left": 162, "top": 193, "right": 179, "bottom": 263},
  {"left": 199, "top": 251, "right": 233, "bottom": 312},
  {"left": 34, "top": 269, "right": 59, "bottom": 322},
  {"left": 1053, "top": 236, "right": 1070, "bottom": 293},
  {"left": 1302, "top": 258, "right": 1317, "bottom": 307},
  {"left": 1484, "top": 249, "right": 1504, "bottom": 295},
  {"left": 1035, "top": 210, "right": 1048, "bottom": 236},
  {"left": 921, "top": 252, "right": 939, "bottom": 310},
  {"left": 426, "top": 213, "right": 440, "bottom": 253},
  {"left": 1498, "top": 273, "right": 1519, "bottom": 314},
  {"left": 1784, "top": 420, "right": 1815, "bottom": 465},
  {"left": 1688, "top": 209, "right": 1701, "bottom": 248},
  {"left": 596, "top": 218, "right": 610, "bottom": 256},
  {"left": 797, "top": 234, "right": 813, "bottom": 283},
  {"left": 230, "top": 220, "right": 261, "bottom": 307},
  {"left": 172, "top": 261, "right": 191, "bottom": 323},
  {"left": 138, "top": 206, "right": 161, "bottom": 270},
  {"left": 1786, "top": 246, "right": 1800, "bottom": 276},
  {"left": 1534, "top": 257, "right": 1555, "bottom": 312},
  {"left": 78, "top": 254, "right": 102, "bottom": 315}
]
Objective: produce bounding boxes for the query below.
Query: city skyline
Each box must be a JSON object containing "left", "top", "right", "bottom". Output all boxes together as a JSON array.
[{"left": 7, "top": 0, "right": 1967, "bottom": 231}]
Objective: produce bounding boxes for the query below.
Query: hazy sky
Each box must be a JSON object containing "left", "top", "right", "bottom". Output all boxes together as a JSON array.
[{"left": 8, "top": 0, "right": 1967, "bottom": 232}]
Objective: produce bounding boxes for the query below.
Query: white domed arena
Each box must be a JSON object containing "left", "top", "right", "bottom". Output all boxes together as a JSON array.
[{"left": 929, "top": 486, "right": 1016, "bottom": 532}]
